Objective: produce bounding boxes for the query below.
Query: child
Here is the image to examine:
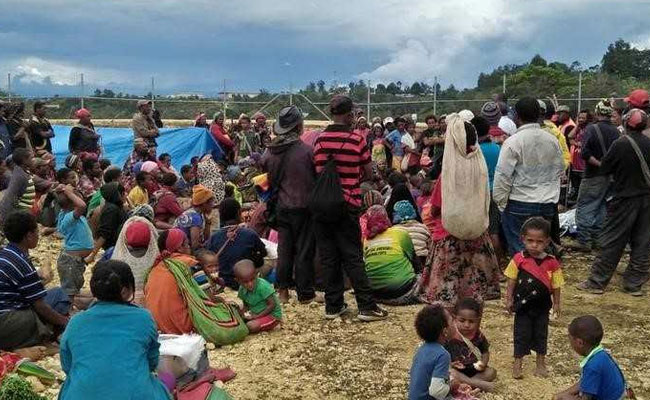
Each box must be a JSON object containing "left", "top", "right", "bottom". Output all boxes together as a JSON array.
[
  {"left": 409, "top": 305, "right": 470, "bottom": 400},
  {"left": 233, "top": 259, "right": 282, "bottom": 334},
  {"left": 175, "top": 165, "right": 195, "bottom": 198},
  {"left": 55, "top": 182, "right": 94, "bottom": 309},
  {"left": 504, "top": 217, "right": 563, "bottom": 379},
  {"left": 128, "top": 171, "right": 151, "bottom": 206},
  {"left": 554, "top": 316, "right": 627, "bottom": 400},
  {"left": 445, "top": 298, "right": 496, "bottom": 392},
  {"left": 192, "top": 249, "right": 225, "bottom": 297}
]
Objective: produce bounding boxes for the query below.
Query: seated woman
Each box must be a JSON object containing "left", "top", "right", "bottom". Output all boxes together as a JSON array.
[
  {"left": 58, "top": 260, "right": 170, "bottom": 400},
  {"left": 385, "top": 182, "right": 421, "bottom": 223},
  {"left": 392, "top": 200, "right": 432, "bottom": 270},
  {"left": 111, "top": 218, "right": 159, "bottom": 305},
  {"left": 362, "top": 205, "right": 420, "bottom": 305},
  {"left": 175, "top": 185, "right": 215, "bottom": 251},
  {"left": 153, "top": 172, "right": 184, "bottom": 230},
  {"left": 144, "top": 229, "right": 248, "bottom": 346},
  {"left": 86, "top": 182, "right": 128, "bottom": 263}
]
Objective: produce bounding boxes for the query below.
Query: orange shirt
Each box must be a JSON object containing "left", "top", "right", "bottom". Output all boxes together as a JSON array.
[{"left": 144, "top": 254, "right": 195, "bottom": 334}]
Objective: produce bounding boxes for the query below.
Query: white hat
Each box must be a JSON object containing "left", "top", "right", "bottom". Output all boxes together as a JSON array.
[
  {"left": 458, "top": 109, "right": 475, "bottom": 122},
  {"left": 498, "top": 116, "right": 518, "bottom": 136},
  {"left": 383, "top": 117, "right": 394, "bottom": 125}
]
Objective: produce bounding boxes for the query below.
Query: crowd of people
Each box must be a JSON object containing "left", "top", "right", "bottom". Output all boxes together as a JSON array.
[{"left": 0, "top": 87, "right": 648, "bottom": 399}]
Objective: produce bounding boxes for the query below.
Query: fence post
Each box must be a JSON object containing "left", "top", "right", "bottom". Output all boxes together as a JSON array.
[
  {"left": 80, "top": 73, "right": 85, "bottom": 109},
  {"left": 367, "top": 83, "right": 371, "bottom": 120},
  {"left": 433, "top": 76, "right": 438, "bottom": 116},
  {"left": 577, "top": 72, "right": 582, "bottom": 115}
]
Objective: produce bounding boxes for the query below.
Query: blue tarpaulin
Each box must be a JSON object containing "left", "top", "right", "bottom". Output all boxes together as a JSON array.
[{"left": 51, "top": 125, "right": 223, "bottom": 170}]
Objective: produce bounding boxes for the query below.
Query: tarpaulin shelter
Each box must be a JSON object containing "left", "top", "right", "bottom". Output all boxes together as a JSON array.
[{"left": 51, "top": 126, "right": 223, "bottom": 170}]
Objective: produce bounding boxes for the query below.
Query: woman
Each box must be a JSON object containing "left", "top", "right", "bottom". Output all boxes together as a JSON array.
[
  {"left": 144, "top": 229, "right": 248, "bottom": 345},
  {"left": 59, "top": 260, "right": 170, "bottom": 400},
  {"left": 209, "top": 112, "right": 234, "bottom": 160},
  {"left": 196, "top": 153, "right": 225, "bottom": 206},
  {"left": 362, "top": 205, "right": 420, "bottom": 305},
  {"left": 175, "top": 184, "right": 215, "bottom": 251},
  {"left": 68, "top": 108, "right": 101, "bottom": 157},
  {"left": 111, "top": 218, "right": 159, "bottom": 305},
  {"left": 420, "top": 114, "right": 501, "bottom": 308},
  {"left": 194, "top": 112, "right": 209, "bottom": 129},
  {"left": 86, "top": 182, "right": 128, "bottom": 263},
  {"left": 385, "top": 182, "right": 421, "bottom": 223},
  {"left": 152, "top": 172, "right": 184, "bottom": 229},
  {"left": 392, "top": 200, "right": 431, "bottom": 268}
]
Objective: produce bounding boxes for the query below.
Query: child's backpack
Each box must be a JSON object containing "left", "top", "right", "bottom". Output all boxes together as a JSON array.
[{"left": 308, "top": 140, "right": 348, "bottom": 223}]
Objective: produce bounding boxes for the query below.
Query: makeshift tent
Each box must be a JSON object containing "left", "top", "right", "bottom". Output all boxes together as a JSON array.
[{"left": 51, "top": 125, "right": 223, "bottom": 170}]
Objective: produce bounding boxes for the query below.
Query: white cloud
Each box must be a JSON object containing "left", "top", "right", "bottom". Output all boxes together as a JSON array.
[{"left": 4, "top": 57, "right": 129, "bottom": 86}]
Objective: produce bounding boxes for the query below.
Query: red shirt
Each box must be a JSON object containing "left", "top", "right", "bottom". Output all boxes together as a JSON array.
[
  {"left": 209, "top": 123, "right": 234, "bottom": 149},
  {"left": 313, "top": 125, "right": 370, "bottom": 208}
]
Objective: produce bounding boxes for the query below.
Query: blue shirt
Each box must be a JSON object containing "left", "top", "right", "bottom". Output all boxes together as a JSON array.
[
  {"left": 580, "top": 350, "right": 626, "bottom": 400},
  {"left": 207, "top": 226, "right": 267, "bottom": 289},
  {"left": 174, "top": 209, "right": 204, "bottom": 242},
  {"left": 386, "top": 130, "right": 405, "bottom": 157},
  {"left": 57, "top": 211, "right": 94, "bottom": 251},
  {"left": 59, "top": 302, "right": 170, "bottom": 400},
  {"left": 409, "top": 342, "right": 451, "bottom": 400},
  {"left": 0, "top": 244, "right": 47, "bottom": 313},
  {"left": 479, "top": 141, "right": 501, "bottom": 190}
]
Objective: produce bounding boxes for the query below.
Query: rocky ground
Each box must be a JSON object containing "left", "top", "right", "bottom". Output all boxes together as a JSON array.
[{"left": 29, "top": 232, "right": 650, "bottom": 400}]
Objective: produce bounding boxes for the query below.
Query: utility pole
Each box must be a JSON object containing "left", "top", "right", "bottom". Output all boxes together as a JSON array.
[
  {"left": 80, "top": 73, "right": 85, "bottom": 109},
  {"left": 222, "top": 79, "right": 227, "bottom": 118},
  {"left": 289, "top": 83, "right": 293, "bottom": 106},
  {"left": 433, "top": 76, "right": 438, "bottom": 116},
  {"left": 7, "top": 73, "right": 11, "bottom": 101},
  {"left": 151, "top": 77, "right": 155, "bottom": 107},
  {"left": 502, "top": 74, "right": 506, "bottom": 94}
]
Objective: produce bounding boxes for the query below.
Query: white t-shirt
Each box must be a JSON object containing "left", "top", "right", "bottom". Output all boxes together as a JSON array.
[{"left": 401, "top": 132, "right": 416, "bottom": 149}]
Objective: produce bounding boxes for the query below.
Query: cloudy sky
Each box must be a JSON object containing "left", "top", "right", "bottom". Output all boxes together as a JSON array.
[{"left": 1, "top": 0, "right": 649, "bottom": 96}]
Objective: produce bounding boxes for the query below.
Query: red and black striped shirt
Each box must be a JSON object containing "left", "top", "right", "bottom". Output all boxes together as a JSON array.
[{"left": 313, "top": 124, "right": 370, "bottom": 208}]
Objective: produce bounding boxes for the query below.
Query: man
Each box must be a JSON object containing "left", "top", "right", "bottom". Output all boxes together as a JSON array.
[
  {"left": 0, "top": 211, "right": 69, "bottom": 351},
  {"left": 0, "top": 148, "right": 37, "bottom": 226},
  {"left": 493, "top": 97, "right": 565, "bottom": 255},
  {"left": 260, "top": 105, "right": 318, "bottom": 304},
  {"left": 252, "top": 112, "right": 271, "bottom": 149},
  {"left": 385, "top": 116, "right": 407, "bottom": 170},
  {"left": 233, "top": 114, "right": 261, "bottom": 162},
  {"left": 27, "top": 101, "right": 55, "bottom": 153},
  {"left": 623, "top": 89, "right": 650, "bottom": 137},
  {"left": 131, "top": 100, "right": 159, "bottom": 149},
  {"left": 481, "top": 101, "right": 507, "bottom": 144},
  {"left": 421, "top": 114, "right": 444, "bottom": 169},
  {"left": 567, "top": 109, "right": 592, "bottom": 199},
  {"left": 0, "top": 101, "right": 12, "bottom": 160},
  {"left": 68, "top": 108, "right": 100, "bottom": 157},
  {"left": 572, "top": 100, "right": 619, "bottom": 251},
  {"left": 312, "top": 95, "right": 388, "bottom": 321},
  {"left": 121, "top": 138, "right": 152, "bottom": 186},
  {"left": 497, "top": 101, "right": 517, "bottom": 137},
  {"left": 577, "top": 109, "right": 650, "bottom": 296},
  {"left": 556, "top": 105, "right": 576, "bottom": 142}
]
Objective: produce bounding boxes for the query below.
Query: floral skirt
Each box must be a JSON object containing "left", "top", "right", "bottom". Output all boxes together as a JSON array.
[{"left": 419, "top": 232, "right": 501, "bottom": 308}]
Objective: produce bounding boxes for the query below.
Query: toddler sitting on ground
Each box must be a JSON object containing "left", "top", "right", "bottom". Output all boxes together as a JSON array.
[
  {"left": 191, "top": 249, "right": 225, "bottom": 297},
  {"left": 445, "top": 298, "right": 496, "bottom": 392},
  {"left": 233, "top": 259, "right": 282, "bottom": 334}
]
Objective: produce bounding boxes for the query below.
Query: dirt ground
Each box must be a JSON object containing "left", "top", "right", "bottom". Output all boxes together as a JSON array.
[{"left": 29, "top": 233, "right": 650, "bottom": 400}]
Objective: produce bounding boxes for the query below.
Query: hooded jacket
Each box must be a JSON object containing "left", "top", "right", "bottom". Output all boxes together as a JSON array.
[{"left": 260, "top": 141, "right": 316, "bottom": 209}]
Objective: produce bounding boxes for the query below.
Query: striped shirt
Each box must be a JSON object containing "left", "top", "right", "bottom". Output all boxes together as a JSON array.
[
  {"left": 395, "top": 221, "right": 431, "bottom": 258},
  {"left": 313, "top": 125, "right": 370, "bottom": 208},
  {"left": 0, "top": 243, "right": 47, "bottom": 313}
]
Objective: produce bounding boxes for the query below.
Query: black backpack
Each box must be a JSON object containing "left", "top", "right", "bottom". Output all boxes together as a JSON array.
[{"left": 309, "top": 138, "right": 348, "bottom": 223}]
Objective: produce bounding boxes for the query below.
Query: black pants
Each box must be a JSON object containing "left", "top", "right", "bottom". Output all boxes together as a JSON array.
[
  {"left": 587, "top": 195, "right": 650, "bottom": 291},
  {"left": 276, "top": 207, "right": 316, "bottom": 301},
  {"left": 313, "top": 209, "right": 377, "bottom": 313},
  {"left": 514, "top": 308, "right": 549, "bottom": 357}
]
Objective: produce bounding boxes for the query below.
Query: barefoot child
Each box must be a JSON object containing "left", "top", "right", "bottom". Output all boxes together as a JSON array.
[
  {"left": 55, "top": 181, "right": 95, "bottom": 310},
  {"left": 554, "top": 316, "right": 627, "bottom": 400},
  {"left": 505, "top": 217, "right": 563, "bottom": 379},
  {"left": 446, "top": 298, "right": 497, "bottom": 392},
  {"left": 233, "top": 259, "right": 282, "bottom": 334}
]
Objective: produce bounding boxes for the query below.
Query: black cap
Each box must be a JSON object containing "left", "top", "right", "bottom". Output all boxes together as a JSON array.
[
  {"left": 273, "top": 105, "right": 303, "bottom": 135},
  {"left": 329, "top": 95, "right": 354, "bottom": 115}
]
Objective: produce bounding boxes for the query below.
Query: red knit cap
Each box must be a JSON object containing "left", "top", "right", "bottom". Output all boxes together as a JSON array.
[{"left": 125, "top": 221, "right": 151, "bottom": 248}]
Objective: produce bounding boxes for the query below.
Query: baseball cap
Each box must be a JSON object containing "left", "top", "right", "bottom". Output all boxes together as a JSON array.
[
  {"left": 137, "top": 100, "right": 152, "bottom": 107},
  {"left": 624, "top": 89, "right": 649, "bottom": 108}
]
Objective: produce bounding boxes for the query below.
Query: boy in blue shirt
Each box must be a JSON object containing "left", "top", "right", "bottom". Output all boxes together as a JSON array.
[
  {"left": 554, "top": 315, "right": 627, "bottom": 400},
  {"left": 409, "top": 305, "right": 468, "bottom": 400},
  {"left": 55, "top": 176, "right": 94, "bottom": 309}
]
